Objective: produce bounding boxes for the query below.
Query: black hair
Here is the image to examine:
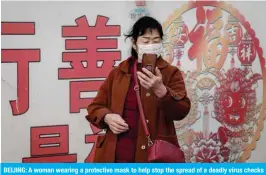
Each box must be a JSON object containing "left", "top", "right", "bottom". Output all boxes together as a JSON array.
[{"left": 125, "top": 16, "right": 164, "bottom": 58}]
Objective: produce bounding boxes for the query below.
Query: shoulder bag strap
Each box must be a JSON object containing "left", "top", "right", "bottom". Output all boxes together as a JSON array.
[{"left": 133, "top": 60, "right": 153, "bottom": 147}]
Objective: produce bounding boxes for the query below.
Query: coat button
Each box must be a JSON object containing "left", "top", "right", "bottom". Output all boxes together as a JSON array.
[
  {"left": 146, "top": 120, "right": 149, "bottom": 123},
  {"left": 141, "top": 145, "right": 146, "bottom": 150},
  {"left": 146, "top": 92, "right": 150, "bottom": 97},
  {"left": 173, "top": 95, "right": 179, "bottom": 100}
]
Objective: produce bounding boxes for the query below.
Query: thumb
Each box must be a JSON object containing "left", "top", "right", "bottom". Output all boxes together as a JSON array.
[{"left": 155, "top": 67, "right": 162, "bottom": 77}]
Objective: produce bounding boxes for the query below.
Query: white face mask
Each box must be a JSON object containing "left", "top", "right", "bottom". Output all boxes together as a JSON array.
[{"left": 137, "top": 43, "right": 163, "bottom": 63}]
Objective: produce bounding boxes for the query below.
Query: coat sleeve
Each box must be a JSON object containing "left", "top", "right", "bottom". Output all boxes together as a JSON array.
[
  {"left": 85, "top": 69, "right": 116, "bottom": 129},
  {"left": 156, "top": 67, "right": 191, "bottom": 121}
]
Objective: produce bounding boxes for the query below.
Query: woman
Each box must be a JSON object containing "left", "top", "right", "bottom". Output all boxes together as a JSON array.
[{"left": 86, "top": 16, "right": 191, "bottom": 163}]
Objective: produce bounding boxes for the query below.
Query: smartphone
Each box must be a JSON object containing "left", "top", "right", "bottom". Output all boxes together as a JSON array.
[{"left": 142, "top": 54, "right": 157, "bottom": 74}]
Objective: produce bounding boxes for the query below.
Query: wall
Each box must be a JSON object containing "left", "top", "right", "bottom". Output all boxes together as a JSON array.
[{"left": 1, "top": 1, "right": 266, "bottom": 162}]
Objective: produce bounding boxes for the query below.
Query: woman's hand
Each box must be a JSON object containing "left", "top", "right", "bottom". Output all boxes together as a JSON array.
[
  {"left": 137, "top": 67, "right": 167, "bottom": 98},
  {"left": 104, "top": 114, "right": 129, "bottom": 134}
]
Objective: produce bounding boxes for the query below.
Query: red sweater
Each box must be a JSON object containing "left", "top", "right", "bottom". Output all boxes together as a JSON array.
[{"left": 115, "top": 62, "right": 139, "bottom": 162}]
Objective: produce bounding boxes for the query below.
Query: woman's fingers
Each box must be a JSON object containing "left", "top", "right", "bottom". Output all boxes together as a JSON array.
[
  {"left": 110, "top": 122, "right": 129, "bottom": 134},
  {"left": 112, "top": 122, "right": 128, "bottom": 131},
  {"left": 137, "top": 71, "right": 151, "bottom": 82},
  {"left": 142, "top": 68, "right": 155, "bottom": 78}
]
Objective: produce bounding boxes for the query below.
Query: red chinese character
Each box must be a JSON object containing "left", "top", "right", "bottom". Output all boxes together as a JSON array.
[
  {"left": 2, "top": 22, "right": 35, "bottom": 34},
  {"left": 188, "top": 6, "right": 228, "bottom": 71},
  {"left": 84, "top": 124, "right": 104, "bottom": 162},
  {"left": 237, "top": 33, "right": 256, "bottom": 66},
  {"left": 136, "top": 0, "right": 146, "bottom": 6},
  {"left": 59, "top": 15, "right": 121, "bottom": 79},
  {"left": 1, "top": 22, "right": 40, "bottom": 116},
  {"left": 22, "top": 125, "right": 77, "bottom": 163},
  {"left": 70, "top": 80, "right": 103, "bottom": 113}
]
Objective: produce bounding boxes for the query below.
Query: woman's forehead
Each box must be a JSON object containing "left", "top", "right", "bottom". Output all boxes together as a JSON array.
[{"left": 140, "top": 29, "right": 160, "bottom": 38}]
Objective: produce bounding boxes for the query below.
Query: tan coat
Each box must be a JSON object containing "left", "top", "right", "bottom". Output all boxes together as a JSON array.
[{"left": 86, "top": 57, "right": 191, "bottom": 162}]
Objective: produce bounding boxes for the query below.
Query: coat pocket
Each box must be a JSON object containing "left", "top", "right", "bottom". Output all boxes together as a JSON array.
[
  {"left": 96, "top": 135, "right": 106, "bottom": 148},
  {"left": 93, "top": 135, "right": 107, "bottom": 162}
]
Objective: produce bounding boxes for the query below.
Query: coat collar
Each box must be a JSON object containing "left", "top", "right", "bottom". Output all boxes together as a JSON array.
[{"left": 118, "top": 56, "right": 169, "bottom": 74}]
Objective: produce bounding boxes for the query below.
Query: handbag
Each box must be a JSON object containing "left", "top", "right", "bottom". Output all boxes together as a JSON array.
[{"left": 133, "top": 60, "right": 185, "bottom": 163}]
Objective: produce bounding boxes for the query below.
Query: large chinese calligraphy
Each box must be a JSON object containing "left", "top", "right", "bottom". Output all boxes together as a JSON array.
[{"left": 1, "top": 22, "right": 41, "bottom": 116}]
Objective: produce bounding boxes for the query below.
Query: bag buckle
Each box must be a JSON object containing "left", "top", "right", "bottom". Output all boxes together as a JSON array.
[{"left": 147, "top": 135, "right": 154, "bottom": 147}]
